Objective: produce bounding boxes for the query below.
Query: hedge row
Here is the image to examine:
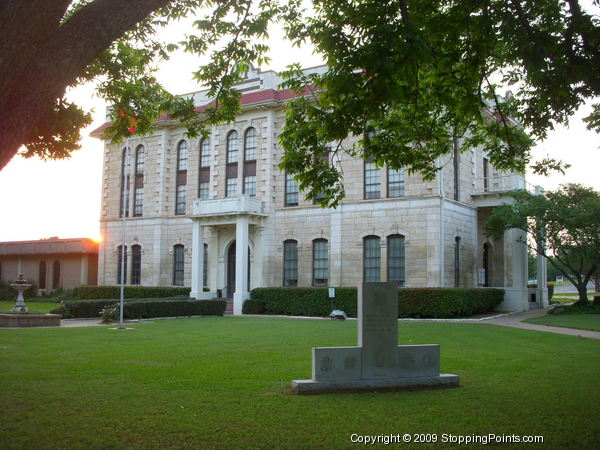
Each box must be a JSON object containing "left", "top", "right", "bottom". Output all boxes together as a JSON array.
[
  {"left": 72, "top": 285, "right": 191, "bottom": 300},
  {"left": 246, "top": 287, "right": 504, "bottom": 318},
  {"left": 51, "top": 299, "right": 226, "bottom": 319}
]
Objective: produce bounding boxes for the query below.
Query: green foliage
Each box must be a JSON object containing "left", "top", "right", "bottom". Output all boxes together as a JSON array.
[
  {"left": 486, "top": 184, "right": 600, "bottom": 303},
  {"left": 250, "top": 287, "right": 503, "bottom": 318},
  {"left": 51, "top": 299, "right": 226, "bottom": 319},
  {"left": 548, "top": 303, "right": 600, "bottom": 315},
  {"left": 593, "top": 296, "right": 600, "bottom": 305},
  {"left": 242, "top": 299, "right": 266, "bottom": 314},
  {"left": 73, "top": 285, "right": 190, "bottom": 300}
]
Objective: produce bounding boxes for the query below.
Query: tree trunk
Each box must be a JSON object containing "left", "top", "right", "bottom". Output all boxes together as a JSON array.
[
  {"left": 575, "top": 283, "right": 589, "bottom": 304},
  {"left": 0, "top": 0, "right": 174, "bottom": 170}
]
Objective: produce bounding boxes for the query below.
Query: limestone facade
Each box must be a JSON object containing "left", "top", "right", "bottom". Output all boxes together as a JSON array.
[{"left": 93, "top": 65, "right": 542, "bottom": 313}]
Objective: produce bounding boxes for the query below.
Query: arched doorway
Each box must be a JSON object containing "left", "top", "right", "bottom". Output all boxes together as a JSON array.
[{"left": 226, "top": 241, "right": 251, "bottom": 298}]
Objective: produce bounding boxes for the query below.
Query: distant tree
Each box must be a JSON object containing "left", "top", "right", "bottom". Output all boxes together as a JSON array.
[
  {"left": 528, "top": 252, "right": 537, "bottom": 281},
  {"left": 486, "top": 184, "right": 600, "bottom": 304},
  {"left": 1, "top": 0, "right": 598, "bottom": 194}
]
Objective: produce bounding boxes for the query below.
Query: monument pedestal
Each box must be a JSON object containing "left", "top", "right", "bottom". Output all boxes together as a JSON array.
[{"left": 292, "top": 283, "right": 460, "bottom": 394}]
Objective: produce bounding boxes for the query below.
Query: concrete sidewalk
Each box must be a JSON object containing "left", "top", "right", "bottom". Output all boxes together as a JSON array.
[{"left": 482, "top": 308, "right": 600, "bottom": 340}]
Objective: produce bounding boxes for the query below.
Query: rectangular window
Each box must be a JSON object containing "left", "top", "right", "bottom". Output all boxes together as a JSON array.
[
  {"left": 199, "top": 182, "right": 209, "bottom": 200},
  {"left": 133, "top": 187, "right": 144, "bottom": 216},
  {"left": 312, "top": 240, "right": 328, "bottom": 287},
  {"left": 226, "top": 178, "right": 238, "bottom": 198},
  {"left": 483, "top": 157, "right": 489, "bottom": 192},
  {"left": 453, "top": 138, "right": 460, "bottom": 200},
  {"left": 387, "top": 235, "right": 406, "bottom": 287},
  {"left": 173, "top": 245, "right": 185, "bottom": 286},
  {"left": 243, "top": 176, "right": 256, "bottom": 197},
  {"left": 363, "top": 237, "right": 381, "bottom": 282},
  {"left": 387, "top": 167, "right": 405, "bottom": 198},
  {"left": 283, "top": 240, "right": 298, "bottom": 287},
  {"left": 175, "top": 184, "right": 187, "bottom": 215},
  {"left": 364, "top": 162, "right": 381, "bottom": 199},
  {"left": 285, "top": 173, "right": 299, "bottom": 206}
]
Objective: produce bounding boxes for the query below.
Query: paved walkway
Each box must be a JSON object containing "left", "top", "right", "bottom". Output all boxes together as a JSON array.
[{"left": 481, "top": 308, "right": 600, "bottom": 340}]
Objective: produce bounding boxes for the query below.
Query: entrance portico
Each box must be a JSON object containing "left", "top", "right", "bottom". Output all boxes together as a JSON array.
[{"left": 190, "top": 196, "right": 266, "bottom": 315}]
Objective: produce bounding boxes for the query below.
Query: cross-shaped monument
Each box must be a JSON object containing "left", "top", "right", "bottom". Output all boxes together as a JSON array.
[{"left": 292, "top": 282, "right": 459, "bottom": 394}]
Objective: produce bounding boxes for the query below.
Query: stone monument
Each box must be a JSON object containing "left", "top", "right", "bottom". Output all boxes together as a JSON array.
[{"left": 291, "top": 282, "right": 459, "bottom": 394}]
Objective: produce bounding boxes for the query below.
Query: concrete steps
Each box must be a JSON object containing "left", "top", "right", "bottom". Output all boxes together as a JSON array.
[{"left": 224, "top": 298, "right": 234, "bottom": 315}]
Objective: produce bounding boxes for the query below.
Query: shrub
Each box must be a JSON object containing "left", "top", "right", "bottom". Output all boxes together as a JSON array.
[
  {"left": 0, "top": 280, "right": 38, "bottom": 300},
  {"left": 249, "top": 287, "right": 504, "bottom": 318},
  {"left": 51, "top": 299, "right": 226, "bottom": 319},
  {"left": 242, "top": 300, "right": 266, "bottom": 314},
  {"left": 72, "top": 286, "right": 191, "bottom": 300},
  {"left": 100, "top": 303, "right": 119, "bottom": 323},
  {"left": 592, "top": 296, "right": 600, "bottom": 305}
]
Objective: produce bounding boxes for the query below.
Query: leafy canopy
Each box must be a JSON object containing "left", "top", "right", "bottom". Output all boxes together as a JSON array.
[{"left": 5, "top": 0, "right": 599, "bottom": 200}]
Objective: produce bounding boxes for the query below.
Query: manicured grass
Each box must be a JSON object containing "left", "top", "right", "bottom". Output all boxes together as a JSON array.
[
  {"left": 0, "top": 301, "right": 57, "bottom": 314},
  {"left": 525, "top": 314, "right": 600, "bottom": 332},
  {"left": 1, "top": 317, "right": 599, "bottom": 448}
]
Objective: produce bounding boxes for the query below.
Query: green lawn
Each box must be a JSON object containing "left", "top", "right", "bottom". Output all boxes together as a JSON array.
[
  {"left": 524, "top": 314, "right": 600, "bottom": 332},
  {"left": 1, "top": 317, "right": 599, "bottom": 448},
  {"left": 0, "top": 301, "right": 57, "bottom": 314}
]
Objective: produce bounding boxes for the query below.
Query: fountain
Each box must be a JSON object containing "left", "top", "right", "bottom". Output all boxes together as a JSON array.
[{"left": 10, "top": 273, "right": 31, "bottom": 312}]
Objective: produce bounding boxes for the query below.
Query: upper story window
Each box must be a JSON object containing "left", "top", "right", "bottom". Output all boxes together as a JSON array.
[
  {"left": 175, "top": 140, "right": 188, "bottom": 215},
  {"left": 244, "top": 127, "right": 257, "bottom": 161},
  {"left": 364, "top": 161, "right": 381, "bottom": 200},
  {"left": 312, "top": 239, "right": 328, "bottom": 287},
  {"left": 176, "top": 140, "right": 188, "bottom": 171},
  {"left": 283, "top": 239, "right": 298, "bottom": 287},
  {"left": 227, "top": 131, "right": 239, "bottom": 163},
  {"left": 387, "top": 234, "right": 406, "bottom": 287},
  {"left": 173, "top": 244, "right": 185, "bottom": 286},
  {"left": 363, "top": 235, "right": 381, "bottom": 282},
  {"left": 285, "top": 172, "right": 299, "bottom": 206},
  {"left": 226, "top": 177, "right": 238, "bottom": 198},
  {"left": 131, "top": 244, "right": 142, "bottom": 285},
  {"left": 199, "top": 137, "right": 211, "bottom": 200},
  {"left": 387, "top": 167, "right": 405, "bottom": 198},
  {"left": 483, "top": 157, "right": 490, "bottom": 192},
  {"left": 454, "top": 236, "right": 461, "bottom": 287},
  {"left": 200, "top": 137, "right": 211, "bottom": 168},
  {"left": 119, "top": 147, "right": 130, "bottom": 218},
  {"left": 453, "top": 138, "right": 460, "bottom": 201},
  {"left": 133, "top": 144, "right": 145, "bottom": 216}
]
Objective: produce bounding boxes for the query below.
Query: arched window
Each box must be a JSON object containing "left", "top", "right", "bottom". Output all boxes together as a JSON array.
[
  {"left": 454, "top": 237, "right": 461, "bottom": 287},
  {"left": 131, "top": 245, "right": 142, "bottom": 285},
  {"left": 226, "top": 131, "right": 238, "bottom": 163},
  {"left": 387, "top": 234, "right": 406, "bottom": 287},
  {"left": 52, "top": 260, "right": 61, "bottom": 290},
  {"left": 120, "top": 147, "right": 130, "bottom": 217},
  {"left": 39, "top": 261, "right": 47, "bottom": 290},
  {"left": 283, "top": 240, "right": 298, "bottom": 287},
  {"left": 226, "top": 131, "right": 239, "bottom": 197},
  {"left": 198, "top": 138, "right": 211, "bottom": 200},
  {"left": 173, "top": 244, "right": 185, "bottom": 286},
  {"left": 117, "top": 245, "right": 127, "bottom": 285},
  {"left": 133, "top": 144, "right": 145, "bottom": 216},
  {"left": 175, "top": 140, "right": 188, "bottom": 215},
  {"left": 363, "top": 236, "right": 381, "bottom": 282},
  {"left": 244, "top": 128, "right": 256, "bottom": 161},
  {"left": 312, "top": 239, "right": 328, "bottom": 287},
  {"left": 242, "top": 128, "right": 257, "bottom": 196}
]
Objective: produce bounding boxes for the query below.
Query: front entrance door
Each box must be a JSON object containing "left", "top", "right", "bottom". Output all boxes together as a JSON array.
[{"left": 226, "top": 241, "right": 251, "bottom": 298}]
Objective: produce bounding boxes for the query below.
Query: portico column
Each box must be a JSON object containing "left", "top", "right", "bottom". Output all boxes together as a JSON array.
[
  {"left": 190, "top": 219, "right": 204, "bottom": 299},
  {"left": 234, "top": 216, "right": 250, "bottom": 315},
  {"left": 536, "top": 252, "right": 549, "bottom": 307}
]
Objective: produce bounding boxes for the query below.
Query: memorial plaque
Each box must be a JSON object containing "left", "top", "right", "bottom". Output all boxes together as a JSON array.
[
  {"left": 359, "top": 282, "right": 398, "bottom": 379},
  {"left": 397, "top": 345, "right": 440, "bottom": 378},
  {"left": 312, "top": 347, "right": 362, "bottom": 381}
]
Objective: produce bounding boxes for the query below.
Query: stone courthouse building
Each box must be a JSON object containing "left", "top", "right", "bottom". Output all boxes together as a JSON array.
[{"left": 92, "top": 65, "right": 547, "bottom": 315}]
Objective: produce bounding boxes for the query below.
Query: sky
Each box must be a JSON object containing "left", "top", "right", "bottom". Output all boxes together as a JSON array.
[{"left": 0, "top": 8, "right": 598, "bottom": 243}]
